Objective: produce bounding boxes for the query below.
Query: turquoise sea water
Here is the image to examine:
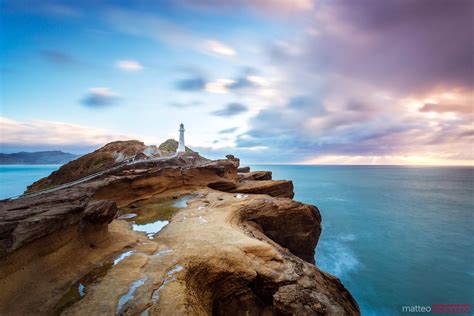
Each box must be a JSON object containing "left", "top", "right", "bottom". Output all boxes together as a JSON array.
[
  {"left": 1, "top": 164, "right": 473, "bottom": 314},
  {"left": 0, "top": 165, "right": 60, "bottom": 199},
  {"left": 251, "top": 165, "right": 474, "bottom": 315}
]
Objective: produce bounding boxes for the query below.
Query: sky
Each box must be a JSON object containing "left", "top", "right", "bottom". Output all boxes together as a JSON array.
[{"left": 0, "top": 0, "right": 473, "bottom": 165}]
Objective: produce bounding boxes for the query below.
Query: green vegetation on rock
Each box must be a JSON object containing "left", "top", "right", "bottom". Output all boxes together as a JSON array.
[{"left": 158, "top": 139, "right": 194, "bottom": 153}]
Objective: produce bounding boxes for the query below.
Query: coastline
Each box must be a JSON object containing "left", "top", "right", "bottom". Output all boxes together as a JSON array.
[{"left": 0, "top": 154, "right": 360, "bottom": 315}]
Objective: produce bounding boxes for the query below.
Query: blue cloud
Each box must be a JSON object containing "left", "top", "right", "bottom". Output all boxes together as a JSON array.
[
  {"left": 226, "top": 77, "right": 256, "bottom": 90},
  {"left": 168, "top": 101, "right": 203, "bottom": 108},
  {"left": 212, "top": 102, "right": 248, "bottom": 116},
  {"left": 81, "top": 88, "right": 119, "bottom": 108},
  {"left": 41, "top": 50, "right": 76, "bottom": 65},
  {"left": 219, "top": 127, "right": 238, "bottom": 134},
  {"left": 175, "top": 76, "right": 206, "bottom": 91}
]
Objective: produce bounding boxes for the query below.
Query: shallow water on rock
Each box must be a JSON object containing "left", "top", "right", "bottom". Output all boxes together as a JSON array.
[
  {"left": 119, "top": 195, "right": 195, "bottom": 238},
  {"left": 50, "top": 247, "right": 139, "bottom": 315},
  {"left": 50, "top": 258, "right": 114, "bottom": 315},
  {"left": 50, "top": 195, "right": 196, "bottom": 314},
  {"left": 116, "top": 277, "right": 148, "bottom": 313}
]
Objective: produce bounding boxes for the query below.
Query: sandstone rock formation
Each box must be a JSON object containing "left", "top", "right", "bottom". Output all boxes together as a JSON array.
[
  {"left": 26, "top": 140, "right": 158, "bottom": 193},
  {"left": 0, "top": 143, "right": 359, "bottom": 315},
  {"left": 231, "top": 180, "right": 295, "bottom": 199},
  {"left": 237, "top": 166, "right": 251, "bottom": 173},
  {"left": 239, "top": 170, "right": 272, "bottom": 181},
  {"left": 26, "top": 139, "right": 205, "bottom": 194}
]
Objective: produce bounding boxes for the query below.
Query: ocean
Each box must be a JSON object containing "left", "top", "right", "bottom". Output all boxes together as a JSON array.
[
  {"left": 250, "top": 165, "right": 474, "bottom": 315},
  {"left": 1, "top": 164, "right": 473, "bottom": 314},
  {"left": 0, "top": 165, "right": 61, "bottom": 199}
]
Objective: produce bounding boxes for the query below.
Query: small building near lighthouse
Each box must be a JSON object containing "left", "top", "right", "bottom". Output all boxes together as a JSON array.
[{"left": 177, "top": 123, "right": 186, "bottom": 153}]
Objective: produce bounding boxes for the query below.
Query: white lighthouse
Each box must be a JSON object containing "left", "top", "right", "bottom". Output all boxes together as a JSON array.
[{"left": 177, "top": 123, "right": 186, "bottom": 153}]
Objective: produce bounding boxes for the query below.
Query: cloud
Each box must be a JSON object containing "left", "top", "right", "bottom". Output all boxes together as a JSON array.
[
  {"left": 0, "top": 116, "right": 133, "bottom": 153},
  {"left": 226, "top": 0, "right": 474, "bottom": 163},
  {"left": 204, "top": 79, "right": 234, "bottom": 94},
  {"left": 300, "top": 154, "right": 473, "bottom": 166},
  {"left": 116, "top": 59, "right": 143, "bottom": 72},
  {"left": 175, "top": 76, "right": 207, "bottom": 91},
  {"left": 177, "top": 0, "right": 314, "bottom": 16},
  {"left": 227, "top": 77, "right": 256, "bottom": 90},
  {"left": 173, "top": 68, "right": 270, "bottom": 94},
  {"left": 168, "top": 101, "right": 203, "bottom": 108},
  {"left": 104, "top": 8, "right": 194, "bottom": 46},
  {"left": 41, "top": 50, "right": 76, "bottom": 65},
  {"left": 4, "top": 1, "right": 82, "bottom": 18},
  {"left": 212, "top": 102, "right": 248, "bottom": 116},
  {"left": 420, "top": 103, "right": 470, "bottom": 115},
  {"left": 81, "top": 88, "right": 119, "bottom": 108},
  {"left": 219, "top": 127, "right": 239, "bottom": 134},
  {"left": 204, "top": 40, "right": 236, "bottom": 56},
  {"left": 42, "top": 3, "right": 82, "bottom": 17},
  {"left": 106, "top": 8, "right": 234, "bottom": 59},
  {"left": 231, "top": 82, "right": 474, "bottom": 163},
  {"left": 223, "top": 67, "right": 271, "bottom": 92},
  {"left": 418, "top": 90, "right": 473, "bottom": 116},
  {"left": 269, "top": 0, "right": 474, "bottom": 93}
]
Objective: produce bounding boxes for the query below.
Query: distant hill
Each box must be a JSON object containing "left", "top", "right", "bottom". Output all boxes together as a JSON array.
[{"left": 0, "top": 151, "right": 78, "bottom": 165}]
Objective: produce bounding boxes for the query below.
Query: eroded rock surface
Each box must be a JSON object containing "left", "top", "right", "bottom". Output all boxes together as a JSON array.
[
  {"left": 231, "top": 180, "right": 295, "bottom": 199},
  {"left": 237, "top": 166, "right": 251, "bottom": 173},
  {"left": 25, "top": 139, "right": 206, "bottom": 193},
  {"left": 239, "top": 171, "right": 272, "bottom": 181},
  {"left": 0, "top": 149, "right": 359, "bottom": 315}
]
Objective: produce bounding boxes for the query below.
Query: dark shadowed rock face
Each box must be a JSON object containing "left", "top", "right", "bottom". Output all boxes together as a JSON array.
[
  {"left": 239, "top": 198, "right": 321, "bottom": 264},
  {"left": 0, "top": 188, "right": 92, "bottom": 257},
  {"left": 0, "top": 188, "right": 118, "bottom": 257},
  {"left": 82, "top": 200, "right": 117, "bottom": 225},
  {"left": 237, "top": 166, "right": 251, "bottom": 173}
]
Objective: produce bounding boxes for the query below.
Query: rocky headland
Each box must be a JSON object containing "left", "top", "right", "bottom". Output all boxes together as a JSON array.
[{"left": 0, "top": 140, "right": 359, "bottom": 315}]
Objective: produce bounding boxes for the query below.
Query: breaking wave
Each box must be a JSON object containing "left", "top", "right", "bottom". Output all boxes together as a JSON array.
[{"left": 316, "top": 236, "right": 361, "bottom": 278}]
